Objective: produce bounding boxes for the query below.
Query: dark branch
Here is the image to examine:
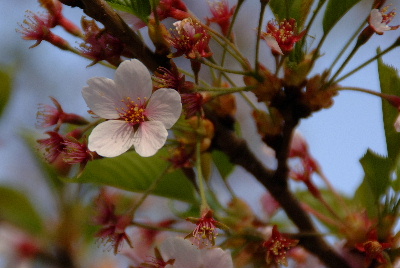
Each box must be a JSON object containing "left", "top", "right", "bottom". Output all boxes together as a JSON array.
[
  {"left": 78, "top": 0, "right": 170, "bottom": 72},
  {"left": 211, "top": 114, "right": 351, "bottom": 268}
]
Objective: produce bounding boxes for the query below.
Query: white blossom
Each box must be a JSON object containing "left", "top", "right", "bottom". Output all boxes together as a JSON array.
[{"left": 82, "top": 59, "right": 182, "bottom": 157}]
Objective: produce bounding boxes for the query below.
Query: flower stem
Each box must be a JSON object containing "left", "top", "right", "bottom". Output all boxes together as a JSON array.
[
  {"left": 334, "top": 41, "right": 400, "bottom": 84},
  {"left": 255, "top": 0, "right": 268, "bottom": 74},
  {"left": 196, "top": 121, "right": 208, "bottom": 209}
]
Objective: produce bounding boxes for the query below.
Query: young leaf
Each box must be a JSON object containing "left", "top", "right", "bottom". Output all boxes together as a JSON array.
[
  {"left": 269, "top": 0, "right": 314, "bottom": 28},
  {"left": 354, "top": 179, "right": 377, "bottom": 217},
  {"left": 69, "top": 150, "right": 197, "bottom": 203},
  {"left": 322, "top": 0, "right": 364, "bottom": 34},
  {"left": 0, "top": 186, "right": 44, "bottom": 235},
  {"left": 212, "top": 150, "right": 235, "bottom": 180},
  {"left": 377, "top": 52, "right": 400, "bottom": 162},
  {"left": 0, "top": 66, "right": 13, "bottom": 119},
  {"left": 359, "top": 149, "right": 392, "bottom": 202},
  {"left": 106, "top": 0, "right": 151, "bottom": 22}
]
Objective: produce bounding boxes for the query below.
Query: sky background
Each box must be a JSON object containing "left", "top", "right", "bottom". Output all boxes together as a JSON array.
[{"left": 0, "top": 0, "right": 400, "bottom": 216}]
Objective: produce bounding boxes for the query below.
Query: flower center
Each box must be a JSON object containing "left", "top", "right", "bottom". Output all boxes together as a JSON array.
[{"left": 117, "top": 96, "right": 147, "bottom": 125}]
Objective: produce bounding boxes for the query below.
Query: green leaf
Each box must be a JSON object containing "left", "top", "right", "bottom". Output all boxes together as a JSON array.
[
  {"left": 392, "top": 158, "right": 400, "bottom": 191},
  {"left": 354, "top": 179, "right": 377, "bottom": 217},
  {"left": 359, "top": 149, "right": 392, "bottom": 202},
  {"left": 0, "top": 186, "right": 44, "bottom": 235},
  {"left": 106, "top": 0, "right": 151, "bottom": 22},
  {"left": 212, "top": 150, "right": 235, "bottom": 180},
  {"left": 269, "top": 0, "right": 314, "bottom": 28},
  {"left": 322, "top": 0, "right": 363, "bottom": 34},
  {"left": 377, "top": 52, "right": 400, "bottom": 162},
  {"left": 69, "top": 150, "right": 197, "bottom": 203},
  {"left": 0, "top": 66, "right": 13, "bottom": 119}
]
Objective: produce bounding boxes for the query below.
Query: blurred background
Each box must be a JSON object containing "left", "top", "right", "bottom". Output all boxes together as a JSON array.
[{"left": 0, "top": 0, "right": 399, "bottom": 220}]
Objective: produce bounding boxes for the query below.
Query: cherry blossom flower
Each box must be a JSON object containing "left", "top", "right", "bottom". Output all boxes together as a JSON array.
[
  {"left": 261, "top": 18, "right": 305, "bottom": 55},
  {"left": 82, "top": 59, "right": 182, "bottom": 157},
  {"left": 168, "top": 18, "right": 213, "bottom": 59},
  {"left": 158, "top": 237, "right": 233, "bottom": 268},
  {"left": 18, "top": 11, "right": 69, "bottom": 49},
  {"left": 94, "top": 189, "right": 133, "bottom": 254},
  {"left": 36, "top": 96, "right": 88, "bottom": 130},
  {"left": 79, "top": 18, "right": 125, "bottom": 66},
  {"left": 185, "top": 209, "right": 228, "bottom": 247},
  {"left": 37, "top": 131, "right": 66, "bottom": 163},
  {"left": 263, "top": 225, "right": 299, "bottom": 266},
  {"left": 355, "top": 229, "right": 391, "bottom": 264},
  {"left": 368, "top": 7, "right": 400, "bottom": 35},
  {"left": 207, "top": 0, "right": 236, "bottom": 36},
  {"left": 39, "top": 0, "right": 82, "bottom": 36}
]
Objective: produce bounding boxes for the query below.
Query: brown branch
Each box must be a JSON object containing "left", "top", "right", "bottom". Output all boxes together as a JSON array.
[
  {"left": 211, "top": 114, "right": 351, "bottom": 268},
  {"left": 73, "top": 0, "right": 170, "bottom": 72}
]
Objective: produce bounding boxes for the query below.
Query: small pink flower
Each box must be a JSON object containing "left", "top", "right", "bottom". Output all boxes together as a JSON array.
[
  {"left": 79, "top": 18, "right": 125, "bottom": 66},
  {"left": 262, "top": 18, "right": 305, "bottom": 55},
  {"left": 207, "top": 0, "right": 236, "bottom": 36},
  {"left": 153, "top": 66, "right": 193, "bottom": 93},
  {"left": 36, "top": 97, "right": 88, "bottom": 130},
  {"left": 181, "top": 93, "right": 205, "bottom": 118},
  {"left": 39, "top": 0, "right": 82, "bottom": 36},
  {"left": 82, "top": 59, "right": 182, "bottom": 157},
  {"left": 94, "top": 190, "right": 133, "bottom": 254},
  {"left": 18, "top": 11, "right": 69, "bottom": 49},
  {"left": 369, "top": 7, "right": 400, "bottom": 35},
  {"left": 263, "top": 225, "right": 299, "bottom": 266},
  {"left": 37, "top": 131, "right": 66, "bottom": 163},
  {"left": 168, "top": 18, "right": 213, "bottom": 59},
  {"left": 185, "top": 209, "right": 227, "bottom": 247},
  {"left": 355, "top": 229, "right": 391, "bottom": 264}
]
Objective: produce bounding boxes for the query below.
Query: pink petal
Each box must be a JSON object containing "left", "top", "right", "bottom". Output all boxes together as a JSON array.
[
  {"left": 88, "top": 120, "right": 136, "bottom": 157},
  {"left": 133, "top": 121, "right": 168, "bottom": 157},
  {"left": 146, "top": 88, "right": 182, "bottom": 129},
  {"left": 264, "top": 35, "right": 283, "bottom": 55},
  {"left": 160, "top": 237, "right": 202, "bottom": 268},
  {"left": 201, "top": 248, "right": 233, "bottom": 268},
  {"left": 82, "top": 77, "right": 120, "bottom": 119},
  {"left": 114, "top": 60, "right": 152, "bottom": 100},
  {"left": 394, "top": 114, "right": 400, "bottom": 132},
  {"left": 369, "top": 9, "right": 390, "bottom": 34}
]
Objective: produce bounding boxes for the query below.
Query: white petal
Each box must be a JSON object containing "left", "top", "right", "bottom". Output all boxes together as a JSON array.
[
  {"left": 88, "top": 120, "right": 136, "bottom": 157},
  {"left": 201, "top": 248, "right": 233, "bottom": 268},
  {"left": 146, "top": 88, "right": 182, "bottom": 129},
  {"left": 133, "top": 121, "right": 168, "bottom": 157},
  {"left": 369, "top": 9, "right": 390, "bottom": 33},
  {"left": 264, "top": 35, "right": 283, "bottom": 55},
  {"left": 160, "top": 237, "right": 202, "bottom": 268},
  {"left": 82, "top": 77, "right": 120, "bottom": 119},
  {"left": 114, "top": 59, "right": 152, "bottom": 100},
  {"left": 394, "top": 114, "right": 400, "bottom": 132}
]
